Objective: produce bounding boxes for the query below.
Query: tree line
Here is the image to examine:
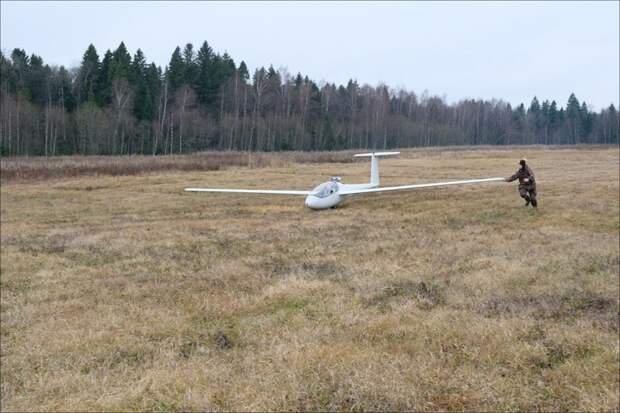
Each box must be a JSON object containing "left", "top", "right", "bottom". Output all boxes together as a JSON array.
[{"left": 0, "top": 41, "right": 618, "bottom": 156}]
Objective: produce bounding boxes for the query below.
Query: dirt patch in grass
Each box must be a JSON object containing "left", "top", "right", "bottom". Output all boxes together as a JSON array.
[
  {"left": 364, "top": 280, "right": 445, "bottom": 310},
  {"left": 479, "top": 289, "right": 618, "bottom": 331}
]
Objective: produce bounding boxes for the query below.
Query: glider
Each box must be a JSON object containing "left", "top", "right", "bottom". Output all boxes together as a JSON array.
[{"left": 185, "top": 152, "right": 503, "bottom": 210}]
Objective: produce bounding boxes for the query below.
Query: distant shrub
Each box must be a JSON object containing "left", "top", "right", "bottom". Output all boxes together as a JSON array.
[{"left": 0, "top": 151, "right": 357, "bottom": 184}]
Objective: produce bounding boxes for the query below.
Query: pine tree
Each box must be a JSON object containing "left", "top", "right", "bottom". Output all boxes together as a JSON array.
[
  {"left": 167, "top": 46, "right": 185, "bottom": 92},
  {"left": 548, "top": 100, "right": 558, "bottom": 131},
  {"left": 27, "top": 54, "right": 48, "bottom": 106},
  {"left": 566, "top": 93, "right": 581, "bottom": 117},
  {"left": 0, "top": 53, "right": 12, "bottom": 104},
  {"left": 512, "top": 103, "right": 526, "bottom": 131},
  {"left": 195, "top": 41, "right": 214, "bottom": 104},
  {"left": 131, "top": 49, "right": 146, "bottom": 82},
  {"left": 196, "top": 41, "right": 213, "bottom": 63},
  {"left": 209, "top": 53, "right": 225, "bottom": 104},
  {"left": 76, "top": 44, "right": 100, "bottom": 103},
  {"left": 143, "top": 63, "right": 161, "bottom": 121},
  {"left": 527, "top": 96, "right": 544, "bottom": 136},
  {"left": 528, "top": 96, "right": 540, "bottom": 114},
  {"left": 294, "top": 73, "right": 303, "bottom": 89},
  {"left": 194, "top": 42, "right": 229, "bottom": 108},
  {"left": 238, "top": 61, "right": 249, "bottom": 82},
  {"left": 566, "top": 93, "right": 581, "bottom": 143},
  {"left": 57, "top": 66, "right": 76, "bottom": 112},
  {"left": 608, "top": 104, "right": 619, "bottom": 143},
  {"left": 1, "top": 50, "right": 19, "bottom": 94},
  {"left": 580, "top": 101, "right": 593, "bottom": 140},
  {"left": 110, "top": 42, "right": 132, "bottom": 81},
  {"left": 541, "top": 100, "right": 550, "bottom": 117},
  {"left": 220, "top": 53, "right": 236, "bottom": 80},
  {"left": 322, "top": 116, "right": 336, "bottom": 150},
  {"left": 182, "top": 43, "right": 196, "bottom": 85},
  {"left": 131, "top": 49, "right": 149, "bottom": 121},
  {"left": 96, "top": 50, "right": 113, "bottom": 107}
]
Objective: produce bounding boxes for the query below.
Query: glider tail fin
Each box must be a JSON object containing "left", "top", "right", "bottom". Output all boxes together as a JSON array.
[{"left": 353, "top": 151, "right": 400, "bottom": 186}]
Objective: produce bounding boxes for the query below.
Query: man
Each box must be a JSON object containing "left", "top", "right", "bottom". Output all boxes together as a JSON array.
[{"left": 505, "top": 158, "right": 537, "bottom": 208}]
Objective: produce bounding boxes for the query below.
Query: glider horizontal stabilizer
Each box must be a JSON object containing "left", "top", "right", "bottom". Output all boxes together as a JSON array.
[{"left": 353, "top": 151, "right": 401, "bottom": 158}]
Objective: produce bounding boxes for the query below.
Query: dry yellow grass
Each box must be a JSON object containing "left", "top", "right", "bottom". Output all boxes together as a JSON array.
[{"left": 1, "top": 146, "right": 618, "bottom": 411}]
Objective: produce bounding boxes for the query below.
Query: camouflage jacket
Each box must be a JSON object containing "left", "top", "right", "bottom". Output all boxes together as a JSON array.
[{"left": 508, "top": 165, "right": 536, "bottom": 186}]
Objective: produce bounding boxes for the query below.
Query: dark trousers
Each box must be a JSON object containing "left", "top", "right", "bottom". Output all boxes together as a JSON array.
[{"left": 519, "top": 185, "right": 537, "bottom": 207}]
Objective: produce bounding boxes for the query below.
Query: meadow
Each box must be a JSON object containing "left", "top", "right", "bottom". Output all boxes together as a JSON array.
[{"left": 1, "top": 146, "right": 618, "bottom": 411}]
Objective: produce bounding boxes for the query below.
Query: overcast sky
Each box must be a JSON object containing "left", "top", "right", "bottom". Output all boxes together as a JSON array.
[{"left": 1, "top": 1, "right": 618, "bottom": 110}]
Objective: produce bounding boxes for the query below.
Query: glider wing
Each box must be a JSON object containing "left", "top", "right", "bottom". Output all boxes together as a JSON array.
[
  {"left": 339, "top": 177, "right": 504, "bottom": 195},
  {"left": 185, "top": 188, "right": 311, "bottom": 195}
]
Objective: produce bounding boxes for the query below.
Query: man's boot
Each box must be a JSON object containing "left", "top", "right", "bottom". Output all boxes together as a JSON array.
[
  {"left": 531, "top": 199, "right": 537, "bottom": 208},
  {"left": 524, "top": 196, "right": 531, "bottom": 207}
]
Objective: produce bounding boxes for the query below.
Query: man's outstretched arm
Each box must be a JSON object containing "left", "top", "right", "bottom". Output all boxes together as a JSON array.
[{"left": 505, "top": 171, "right": 519, "bottom": 182}]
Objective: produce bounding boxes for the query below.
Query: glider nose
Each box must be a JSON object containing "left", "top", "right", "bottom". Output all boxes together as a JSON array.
[
  {"left": 305, "top": 194, "right": 340, "bottom": 210},
  {"left": 305, "top": 194, "right": 321, "bottom": 209}
]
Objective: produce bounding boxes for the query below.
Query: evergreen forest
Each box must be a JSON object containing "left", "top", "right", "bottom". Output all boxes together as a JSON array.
[{"left": 1, "top": 42, "right": 618, "bottom": 156}]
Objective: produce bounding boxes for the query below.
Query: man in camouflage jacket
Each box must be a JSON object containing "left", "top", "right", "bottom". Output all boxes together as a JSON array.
[{"left": 505, "top": 158, "right": 537, "bottom": 208}]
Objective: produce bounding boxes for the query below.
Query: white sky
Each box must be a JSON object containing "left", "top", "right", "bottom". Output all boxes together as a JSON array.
[{"left": 1, "top": 1, "right": 618, "bottom": 110}]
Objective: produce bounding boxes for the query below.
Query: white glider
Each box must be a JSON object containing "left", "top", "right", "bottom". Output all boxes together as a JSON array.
[{"left": 185, "top": 151, "right": 503, "bottom": 210}]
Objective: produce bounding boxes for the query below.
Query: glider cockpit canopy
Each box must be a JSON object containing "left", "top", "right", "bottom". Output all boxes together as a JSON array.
[{"left": 312, "top": 181, "right": 339, "bottom": 198}]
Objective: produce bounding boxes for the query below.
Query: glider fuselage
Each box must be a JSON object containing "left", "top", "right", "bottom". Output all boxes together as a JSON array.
[{"left": 304, "top": 181, "right": 376, "bottom": 209}]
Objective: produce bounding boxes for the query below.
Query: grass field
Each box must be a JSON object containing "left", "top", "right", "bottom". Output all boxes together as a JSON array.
[{"left": 1, "top": 146, "right": 618, "bottom": 411}]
